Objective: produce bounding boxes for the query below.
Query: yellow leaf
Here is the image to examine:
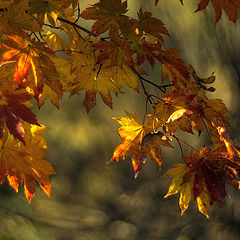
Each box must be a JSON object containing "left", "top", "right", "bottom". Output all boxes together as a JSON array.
[
  {"left": 166, "top": 108, "right": 186, "bottom": 123},
  {"left": 164, "top": 163, "right": 189, "bottom": 197},
  {"left": 112, "top": 112, "right": 143, "bottom": 162},
  {"left": 67, "top": 39, "right": 138, "bottom": 112},
  {"left": 47, "top": 11, "right": 58, "bottom": 26},
  {"left": 179, "top": 181, "right": 192, "bottom": 215},
  {"left": 196, "top": 188, "right": 210, "bottom": 218}
]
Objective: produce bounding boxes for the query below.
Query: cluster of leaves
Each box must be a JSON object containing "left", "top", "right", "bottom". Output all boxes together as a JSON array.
[{"left": 0, "top": 0, "right": 239, "bottom": 217}]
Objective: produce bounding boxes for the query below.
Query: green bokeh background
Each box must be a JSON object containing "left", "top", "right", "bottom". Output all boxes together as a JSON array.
[{"left": 1, "top": 1, "right": 240, "bottom": 239}]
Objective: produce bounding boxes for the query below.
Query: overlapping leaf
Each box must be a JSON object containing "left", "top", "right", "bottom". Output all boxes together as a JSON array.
[
  {"left": 0, "top": 123, "right": 55, "bottom": 203},
  {"left": 137, "top": 8, "right": 169, "bottom": 43},
  {"left": 67, "top": 39, "right": 138, "bottom": 112},
  {"left": 80, "top": 0, "right": 129, "bottom": 40},
  {"left": 0, "top": 34, "right": 63, "bottom": 107},
  {"left": 111, "top": 111, "right": 172, "bottom": 177},
  {"left": 0, "top": 84, "right": 39, "bottom": 143},
  {"left": 164, "top": 147, "right": 240, "bottom": 217},
  {"left": 0, "top": 0, "right": 41, "bottom": 33}
]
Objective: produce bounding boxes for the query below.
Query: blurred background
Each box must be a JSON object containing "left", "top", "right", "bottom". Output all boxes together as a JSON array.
[{"left": 1, "top": 0, "right": 240, "bottom": 239}]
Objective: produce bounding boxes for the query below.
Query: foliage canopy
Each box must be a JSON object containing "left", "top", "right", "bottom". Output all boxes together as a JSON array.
[{"left": 0, "top": 0, "right": 240, "bottom": 218}]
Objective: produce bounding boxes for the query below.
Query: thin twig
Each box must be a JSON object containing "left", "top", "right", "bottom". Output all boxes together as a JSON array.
[
  {"left": 74, "top": 3, "right": 81, "bottom": 23},
  {"left": 57, "top": 17, "right": 100, "bottom": 39},
  {"left": 175, "top": 136, "right": 184, "bottom": 157},
  {"left": 57, "top": 17, "right": 173, "bottom": 95},
  {"left": 173, "top": 135, "right": 198, "bottom": 153},
  {"left": 73, "top": 26, "right": 85, "bottom": 41},
  {"left": 130, "top": 65, "right": 172, "bottom": 93},
  {"left": 33, "top": 33, "right": 40, "bottom": 41},
  {"left": 43, "top": 23, "right": 60, "bottom": 29},
  {"left": 54, "top": 49, "right": 83, "bottom": 54}
]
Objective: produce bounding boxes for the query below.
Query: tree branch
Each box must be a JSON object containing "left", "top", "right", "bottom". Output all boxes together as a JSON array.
[{"left": 57, "top": 17, "right": 100, "bottom": 39}]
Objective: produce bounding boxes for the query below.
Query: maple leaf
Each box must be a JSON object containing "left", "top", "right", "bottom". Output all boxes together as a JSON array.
[
  {"left": 0, "top": 34, "right": 63, "bottom": 107},
  {"left": 135, "top": 39, "right": 160, "bottom": 68},
  {"left": 134, "top": 38, "right": 189, "bottom": 82},
  {"left": 137, "top": 8, "right": 169, "bottom": 43},
  {"left": 0, "top": 123, "right": 55, "bottom": 203},
  {"left": 164, "top": 146, "right": 240, "bottom": 217},
  {"left": 112, "top": 111, "right": 173, "bottom": 177},
  {"left": 28, "top": 0, "right": 70, "bottom": 26},
  {"left": 158, "top": 48, "right": 190, "bottom": 87},
  {"left": 195, "top": 0, "right": 240, "bottom": 23},
  {"left": 184, "top": 147, "right": 240, "bottom": 214},
  {"left": 67, "top": 39, "right": 138, "bottom": 112},
  {"left": 190, "top": 94, "right": 229, "bottom": 133},
  {"left": 111, "top": 111, "right": 145, "bottom": 177},
  {"left": 80, "top": 0, "right": 129, "bottom": 40},
  {"left": 94, "top": 40, "right": 134, "bottom": 67},
  {"left": 0, "top": 84, "right": 39, "bottom": 143},
  {"left": 211, "top": 118, "right": 240, "bottom": 159},
  {"left": 163, "top": 163, "right": 193, "bottom": 215},
  {"left": 164, "top": 163, "right": 189, "bottom": 197},
  {"left": 150, "top": 90, "right": 195, "bottom": 135},
  {"left": 0, "top": 0, "right": 41, "bottom": 33}
]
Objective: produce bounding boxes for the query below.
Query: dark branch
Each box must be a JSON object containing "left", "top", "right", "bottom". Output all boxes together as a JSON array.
[
  {"left": 57, "top": 17, "right": 100, "bottom": 39},
  {"left": 130, "top": 66, "right": 172, "bottom": 93}
]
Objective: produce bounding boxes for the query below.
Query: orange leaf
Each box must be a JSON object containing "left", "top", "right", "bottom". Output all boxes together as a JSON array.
[{"left": 0, "top": 123, "right": 55, "bottom": 202}]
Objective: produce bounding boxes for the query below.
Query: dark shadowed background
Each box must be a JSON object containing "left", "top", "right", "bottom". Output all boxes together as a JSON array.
[{"left": 0, "top": 0, "right": 240, "bottom": 239}]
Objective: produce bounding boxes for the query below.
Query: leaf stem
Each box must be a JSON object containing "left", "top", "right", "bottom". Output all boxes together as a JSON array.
[
  {"left": 130, "top": 66, "right": 172, "bottom": 93},
  {"left": 173, "top": 135, "right": 198, "bottom": 153},
  {"left": 57, "top": 17, "right": 100, "bottom": 40}
]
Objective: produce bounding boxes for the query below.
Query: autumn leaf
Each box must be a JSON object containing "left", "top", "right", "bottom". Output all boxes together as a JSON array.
[
  {"left": 0, "top": 84, "right": 39, "bottom": 143},
  {"left": 190, "top": 94, "right": 230, "bottom": 133},
  {"left": 158, "top": 48, "right": 190, "bottom": 87},
  {"left": 28, "top": 0, "right": 70, "bottom": 27},
  {"left": 195, "top": 0, "right": 240, "bottom": 23},
  {"left": 137, "top": 7, "right": 169, "bottom": 43},
  {"left": 0, "top": 0, "right": 41, "bottom": 33},
  {"left": 150, "top": 90, "right": 195, "bottom": 134},
  {"left": 67, "top": 39, "right": 138, "bottom": 112},
  {"left": 80, "top": 0, "right": 129, "bottom": 40},
  {"left": 94, "top": 40, "right": 134, "bottom": 67},
  {"left": 164, "top": 163, "right": 189, "bottom": 197},
  {"left": 112, "top": 111, "right": 174, "bottom": 177},
  {"left": 196, "top": 183, "right": 211, "bottom": 218},
  {"left": 163, "top": 163, "right": 193, "bottom": 215},
  {"left": 179, "top": 181, "right": 193, "bottom": 215},
  {"left": 211, "top": 118, "right": 240, "bottom": 159},
  {"left": 0, "top": 123, "right": 55, "bottom": 203},
  {"left": 111, "top": 111, "right": 145, "bottom": 177},
  {"left": 164, "top": 146, "right": 240, "bottom": 217},
  {"left": 185, "top": 147, "right": 240, "bottom": 214},
  {"left": 0, "top": 34, "right": 63, "bottom": 107}
]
